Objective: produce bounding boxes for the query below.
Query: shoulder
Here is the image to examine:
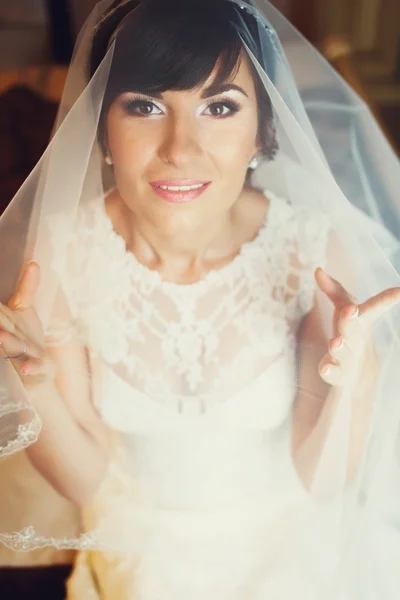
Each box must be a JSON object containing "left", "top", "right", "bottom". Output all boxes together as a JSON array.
[
  {"left": 47, "top": 194, "right": 113, "bottom": 286},
  {"left": 235, "top": 186, "right": 314, "bottom": 239}
]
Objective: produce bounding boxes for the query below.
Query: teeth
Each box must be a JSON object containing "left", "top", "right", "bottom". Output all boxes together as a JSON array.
[{"left": 158, "top": 184, "right": 205, "bottom": 192}]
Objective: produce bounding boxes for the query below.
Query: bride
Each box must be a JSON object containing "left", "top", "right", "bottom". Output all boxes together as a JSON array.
[{"left": 1, "top": 0, "right": 400, "bottom": 598}]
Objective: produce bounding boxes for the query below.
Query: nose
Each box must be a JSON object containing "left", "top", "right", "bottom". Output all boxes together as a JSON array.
[{"left": 158, "top": 115, "right": 202, "bottom": 168}]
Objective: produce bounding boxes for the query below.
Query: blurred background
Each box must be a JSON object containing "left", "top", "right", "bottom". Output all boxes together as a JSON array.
[
  {"left": 0, "top": 0, "right": 399, "bottom": 214},
  {"left": 0, "top": 1, "right": 399, "bottom": 599}
]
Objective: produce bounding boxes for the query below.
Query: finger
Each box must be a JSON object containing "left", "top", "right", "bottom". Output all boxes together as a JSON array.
[
  {"left": 8, "top": 262, "right": 40, "bottom": 311},
  {"left": 21, "top": 356, "right": 55, "bottom": 379},
  {"left": 0, "top": 331, "right": 41, "bottom": 360},
  {"left": 319, "top": 350, "right": 358, "bottom": 386},
  {"left": 336, "top": 304, "right": 366, "bottom": 350},
  {"left": 0, "top": 301, "right": 40, "bottom": 345},
  {"left": 328, "top": 334, "right": 358, "bottom": 375},
  {"left": 358, "top": 287, "right": 400, "bottom": 328},
  {"left": 315, "top": 268, "right": 357, "bottom": 309},
  {"left": 328, "top": 335, "right": 347, "bottom": 360},
  {"left": 318, "top": 359, "right": 343, "bottom": 387},
  {"left": 0, "top": 303, "right": 17, "bottom": 334}
]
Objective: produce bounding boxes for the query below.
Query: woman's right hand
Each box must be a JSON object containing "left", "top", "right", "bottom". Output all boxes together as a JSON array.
[{"left": 0, "top": 262, "right": 54, "bottom": 385}]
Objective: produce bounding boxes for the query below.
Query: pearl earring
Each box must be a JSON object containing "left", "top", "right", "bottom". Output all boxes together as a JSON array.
[
  {"left": 248, "top": 154, "right": 261, "bottom": 170},
  {"left": 105, "top": 155, "right": 113, "bottom": 166}
]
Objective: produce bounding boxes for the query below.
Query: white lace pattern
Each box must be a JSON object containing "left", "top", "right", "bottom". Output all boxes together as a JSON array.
[
  {"left": 0, "top": 403, "right": 42, "bottom": 457},
  {"left": 48, "top": 191, "right": 329, "bottom": 415}
]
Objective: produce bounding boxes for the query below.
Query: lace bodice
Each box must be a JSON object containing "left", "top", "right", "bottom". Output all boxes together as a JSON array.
[
  {"left": 48, "top": 190, "right": 329, "bottom": 419},
  {"left": 0, "top": 192, "right": 330, "bottom": 556}
]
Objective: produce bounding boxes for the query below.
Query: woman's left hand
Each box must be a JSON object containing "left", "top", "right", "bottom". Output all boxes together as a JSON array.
[{"left": 315, "top": 267, "right": 400, "bottom": 387}]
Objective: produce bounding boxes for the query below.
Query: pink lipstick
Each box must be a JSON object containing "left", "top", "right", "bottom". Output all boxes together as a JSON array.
[{"left": 150, "top": 180, "right": 211, "bottom": 204}]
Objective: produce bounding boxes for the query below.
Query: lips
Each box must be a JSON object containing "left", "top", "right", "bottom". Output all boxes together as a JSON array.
[{"left": 150, "top": 180, "right": 211, "bottom": 204}]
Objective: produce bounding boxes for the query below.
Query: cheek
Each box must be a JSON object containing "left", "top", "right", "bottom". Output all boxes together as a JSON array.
[
  {"left": 225, "top": 135, "right": 256, "bottom": 164},
  {"left": 207, "top": 130, "right": 257, "bottom": 177},
  {"left": 107, "top": 115, "right": 155, "bottom": 177},
  {"left": 202, "top": 116, "right": 258, "bottom": 169},
  {"left": 108, "top": 128, "right": 143, "bottom": 170}
]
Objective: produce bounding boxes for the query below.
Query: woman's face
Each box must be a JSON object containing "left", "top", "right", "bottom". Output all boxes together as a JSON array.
[{"left": 106, "top": 55, "right": 260, "bottom": 233}]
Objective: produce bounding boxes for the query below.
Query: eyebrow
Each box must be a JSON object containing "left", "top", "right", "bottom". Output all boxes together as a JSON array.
[
  {"left": 127, "top": 83, "right": 248, "bottom": 100},
  {"left": 201, "top": 83, "right": 249, "bottom": 99}
]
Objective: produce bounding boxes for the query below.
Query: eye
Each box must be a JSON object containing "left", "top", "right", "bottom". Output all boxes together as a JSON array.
[
  {"left": 122, "top": 99, "right": 163, "bottom": 117},
  {"left": 202, "top": 100, "right": 241, "bottom": 118}
]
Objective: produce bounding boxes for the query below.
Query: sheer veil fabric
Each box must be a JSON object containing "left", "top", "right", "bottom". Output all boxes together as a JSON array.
[{"left": 0, "top": 1, "right": 400, "bottom": 598}]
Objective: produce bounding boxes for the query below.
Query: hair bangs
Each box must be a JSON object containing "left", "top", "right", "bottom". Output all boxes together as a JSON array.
[
  {"left": 108, "top": 4, "right": 243, "bottom": 96},
  {"left": 91, "top": 0, "right": 278, "bottom": 161}
]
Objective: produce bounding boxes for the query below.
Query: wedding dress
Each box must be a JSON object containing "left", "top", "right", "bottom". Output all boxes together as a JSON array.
[
  {"left": 1, "top": 2, "right": 400, "bottom": 598},
  {"left": 54, "top": 189, "right": 336, "bottom": 599}
]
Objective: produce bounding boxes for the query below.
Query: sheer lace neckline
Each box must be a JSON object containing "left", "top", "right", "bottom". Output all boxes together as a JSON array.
[
  {"left": 48, "top": 189, "right": 328, "bottom": 415},
  {"left": 98, "top": 189, "right": 277, "bottom": 290}
]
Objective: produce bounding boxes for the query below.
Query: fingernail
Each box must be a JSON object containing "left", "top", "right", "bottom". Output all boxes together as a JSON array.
[
  {"left": 321, "top": 366, "right": 331, "bottom": 375},
  {"left": 350, "top": 306, "right": 359, "bottom": 319},
  {"left": 334, "top": 337, "right": 344, "bottom": 350}
]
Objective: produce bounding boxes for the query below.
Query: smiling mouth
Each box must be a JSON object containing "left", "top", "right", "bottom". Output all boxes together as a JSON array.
[
  {"left": 150, "top": 180, "right": 211, "bottom": 204},
  {"left": 156, "top": 183, "right": 205, "bottom": 192}
]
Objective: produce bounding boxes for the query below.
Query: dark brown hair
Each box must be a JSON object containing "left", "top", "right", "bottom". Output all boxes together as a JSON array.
[{"left": 90, "top": 0, "right": 278, "bottom": 159}]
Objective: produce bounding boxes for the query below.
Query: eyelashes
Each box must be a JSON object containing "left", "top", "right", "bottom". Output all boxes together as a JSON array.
[
  {"left": 121, "top": 97, "right": 163, "bottom": 117},
  {"left": 120, "top": 95, "right": 242, "bottom": 118},
  {"left": 202, "top": 99, "right": 241, "bottom": 118}
]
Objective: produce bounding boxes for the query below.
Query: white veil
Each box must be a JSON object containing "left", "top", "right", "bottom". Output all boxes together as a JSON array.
[{"left": 0, "top": 1, "right": 400, "bottom": 597}]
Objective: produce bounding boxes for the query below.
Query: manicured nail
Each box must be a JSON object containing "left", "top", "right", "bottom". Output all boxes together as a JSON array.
[
  {"left": 350, "top": 306, "right": 359, "bottom": 319},
  {"left": 334, "top": 337, "right": 344, "bottom": 350}
]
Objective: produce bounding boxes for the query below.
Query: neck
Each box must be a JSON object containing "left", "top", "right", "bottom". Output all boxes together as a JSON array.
[{"left": 128, "top": 211, "right": 237, "bottom": 282}]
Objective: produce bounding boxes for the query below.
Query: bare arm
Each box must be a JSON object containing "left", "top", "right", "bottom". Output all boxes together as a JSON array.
[
  {"left": 289, "top": 226, "right": 391, "bottom": 495},
  {"left": 0, "top": 263, "right": 110, "bottom": 506},
  {"left": 25, "top": 338, "right": 110, "bottom": 507},
  {"left": 291, "top": 301, "right": 377, "bottom": 492}
]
